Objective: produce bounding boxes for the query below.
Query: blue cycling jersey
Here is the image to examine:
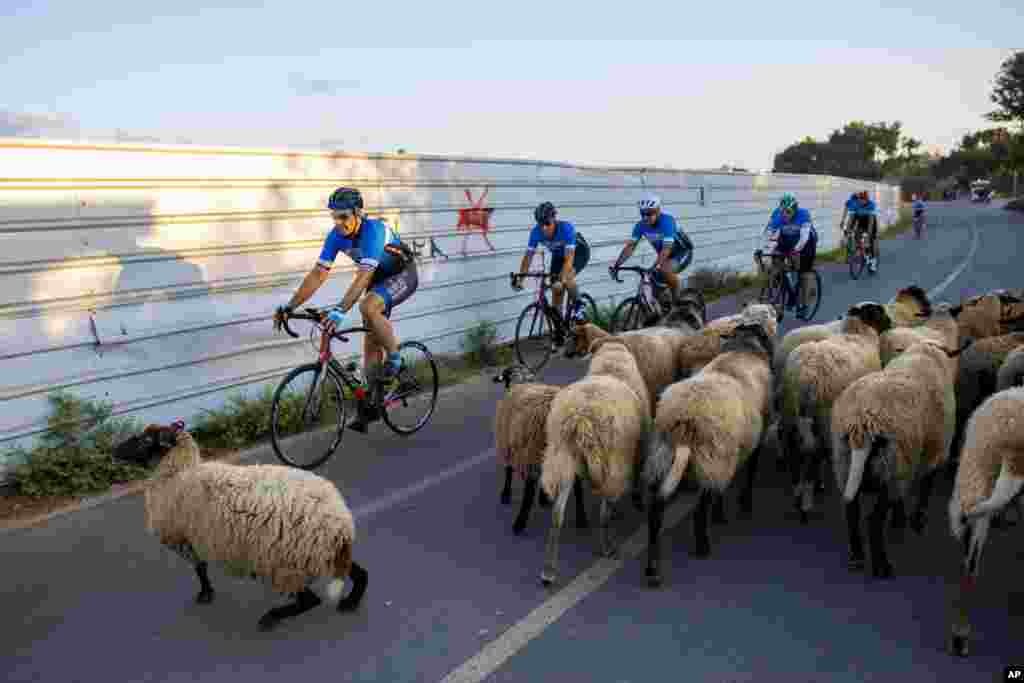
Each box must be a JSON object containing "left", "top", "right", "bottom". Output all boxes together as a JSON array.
[
  {"left": 850, "top": 199, "right": 877, "bottom": 216},
  {"left": 845, "top": 196, "right": 859, "bottom": 212},
  {"left": 631, "top": 212, "right": 686, "bottom": 252},
  {"left": 765, "top": 207, "right": 817, "bottom": 253},
  {"left": 526, "top": 220, "right": 577, "bottom": 256},
  {"left": 317, "top": 217, "right": 405, "bottom": 277},
  {"left": 912, "top": 199, "right": 925, "bottom": 213}
]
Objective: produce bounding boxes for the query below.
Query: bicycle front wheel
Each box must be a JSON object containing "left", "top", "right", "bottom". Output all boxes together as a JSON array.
[
  {"left": 610, "top": 296, "right": 646, "bottom": 332},
  {"left": 380, "top": 341, "right": 440, "bottom": 435},
  {"left": 800, "top": 270, "right": 823, "bottom": 321},
  {"left": 270, "top": 362, "right": 347, "bottom": 469},
  {"left": 847, "top": 235, "right": 865, "bottom": 280},
  {"left": 514, "top": 302, "right": 557, "bottom": 373}
]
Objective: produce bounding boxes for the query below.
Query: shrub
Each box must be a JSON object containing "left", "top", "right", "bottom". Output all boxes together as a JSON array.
[{"left": 461, "top": 319, "right": 500, "bottom": 366}]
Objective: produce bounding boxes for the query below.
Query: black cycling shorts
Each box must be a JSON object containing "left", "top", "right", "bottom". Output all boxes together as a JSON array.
[
  {"left": 368, "top": 261, "right": 419, "bottom": 319},
  {"left": 549, "top": 234, "right": 591, "bottom": 276}
]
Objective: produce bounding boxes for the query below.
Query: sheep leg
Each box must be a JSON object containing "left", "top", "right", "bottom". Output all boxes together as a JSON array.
[
  {"left": 711, "top": 491, "right": 727, "bottom": 525},
  {"left": 337, "top": 561, "right": 369, "bottom": 612},
  {"left": 738, "top": 444, "right": 762, "bottom": 520},
  {"left": 257, "top": 588, "right": 322, "bottom": 631},
  {"left": 194, "top": 561, "right": 215, "bottom": 604},
  {"left": 645, "top": 492, "right": 666, "bottom": 587},
  {"left": 868, "top": 489, "right": 894, "bottom": 579},
  {"left": 910, "top": 470, "right": 938, "bottom": 535},
  {"left": 845, "top": 495, "right": 866, "bottom": 571},
  {"left": 598, "top": 499, "right": 618, "bottom": 558},
  {"left": 538, "top": 488, "right": 553, "bottom": 508},
  {"left": 691, "top": 489, "right": 712, "bottom": 558},
  {"left": 513, "top": 473, "right": 539, "bottom": 535},
  {"left": 500, "top": 465, "right": 513, "bottom": 505},
  {"left": 541, "top": 482, "right": 574, "bottom": 586},
  {"left": 573, "top": 477, "right": 590, "bottom": 530},
  {"left": 890, "top": 498, "right": 908, "bottom": 531}
]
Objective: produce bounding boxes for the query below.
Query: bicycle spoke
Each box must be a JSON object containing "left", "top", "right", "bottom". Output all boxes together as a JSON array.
[
  {"left": 381, "top": 341, "right": 439, "bottom": 435},
  {"left": 270, "top": 363, "right": 347, "bottom": 469},
  {"left": 514, "top": 302, "right": 554, "bottom": 373}
]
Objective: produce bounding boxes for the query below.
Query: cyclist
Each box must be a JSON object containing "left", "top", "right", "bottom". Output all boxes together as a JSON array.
[
  {"left": 757, "top": 193, "right": 818, "bottom": 318},
  {"left": 849, "top": 190, "right": 879, "bottom": 273},
  {"left": 912, "top": 193, "right": 926, "bottom": 233},
  {"left": 513, "top": 202, "right": 591, "bottom": 339},
  {"left": 273, "top": 186, "right": 418, "bottom": 432},
  {"left": 840, "top": 191, "right": 859, "bottom": 233},
  {"left": 609, "top": 193, "right": 694, "bottom": 309}
]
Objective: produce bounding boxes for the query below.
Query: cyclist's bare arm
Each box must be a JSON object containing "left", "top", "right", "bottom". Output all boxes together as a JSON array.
[
  {"left": 560, "top": 247, "right": 576, "bottom": 280},
  {"left": 613, "top": 240, "right": 637, "bottom": 268},
  {"left": 339, "top": 269, "right": 375, "bottom": 312},
  {"left": 518, "top": 251, "right": 533, "bottom": 276},
  {"left": 286, "top": 266, "right": 330, "bottom": 309}
]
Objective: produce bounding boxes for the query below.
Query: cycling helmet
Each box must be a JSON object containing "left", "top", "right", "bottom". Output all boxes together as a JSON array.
[
  {"left": 638, "top": 193, "right": 661, "bottom": 212},
  {"left": 328, "top": 187, "right": 364, "bottom": 212},
  {"left": 534, "top": 201, "right": 557, "bottom": 225},
  {"left": 779, "top": 193, "right": 798, "bottom": 212}
]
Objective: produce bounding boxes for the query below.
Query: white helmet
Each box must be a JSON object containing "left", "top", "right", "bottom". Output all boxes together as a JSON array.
[{"left": 638, "top": 193, "right": 661, "bottom": 212}]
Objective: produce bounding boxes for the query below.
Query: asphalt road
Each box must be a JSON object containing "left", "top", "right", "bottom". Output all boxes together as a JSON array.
[{"left": 1, "top": 200, "right": 1021, "bottom": 683}]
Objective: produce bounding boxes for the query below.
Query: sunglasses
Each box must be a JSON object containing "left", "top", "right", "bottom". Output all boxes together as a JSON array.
[
  {"left": 332, "top": 210, "right": 356, "bottom": 221},
  {"left": 640, "top": 210, "right": 658, "bottom": 218}
]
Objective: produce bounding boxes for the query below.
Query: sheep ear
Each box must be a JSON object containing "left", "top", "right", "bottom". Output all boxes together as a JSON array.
[{"left": 949, "top": 305, "right": 963, "bottom": 318}]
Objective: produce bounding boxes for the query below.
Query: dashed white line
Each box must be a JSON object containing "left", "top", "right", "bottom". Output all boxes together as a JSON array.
[{"left": 927, "top": 215, "right": 978, "bottom": 300}]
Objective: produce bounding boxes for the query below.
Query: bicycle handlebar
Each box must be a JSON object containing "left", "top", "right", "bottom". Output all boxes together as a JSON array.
[
  {"left": 278, "top": 306, "right": 370, "bottom": 343},
  {"left": 510, "top": 271, "right": 556, "bottom": 288},
  {"left": 609, "top": 264, "right": 656, "bottom": 284}
]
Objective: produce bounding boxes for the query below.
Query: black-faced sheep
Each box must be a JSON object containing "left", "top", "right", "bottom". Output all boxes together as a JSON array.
[
  {"left": 947, "top": 385, "right": 1024, "bottom": 657},
  {"left": 122, "top": 422, "right": 368, "bottom": 631},
  {"left": 493, "top": 365, "right": 588, "bottom": 535},
  {"left": 642, "top": 322, "right": 775, "bottom": 587}
]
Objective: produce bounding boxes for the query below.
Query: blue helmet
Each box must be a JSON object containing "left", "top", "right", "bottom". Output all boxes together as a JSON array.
[
  {"left": 328, "top": 187, "right": 363, "bottom": 212},
  {"left": 534, "top": 201, "right": 557, "bottom": 225}
]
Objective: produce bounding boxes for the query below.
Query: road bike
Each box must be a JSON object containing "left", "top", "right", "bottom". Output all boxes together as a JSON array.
[
  {"left": 511, "top": 271, "right": 598, "bottom": 373},
  {"left": 608, "top": 265, "right": 677, "bottom": 332},
  {"left": 755, "top": 251, "right": 822, "bottom": 323},
  {"left": 913, "top": 212, "right": 925, "bottom": 239},
  {"left": 843, "top": 217, "right": 880, "bottom": 280},
  {"left": 270, "top": 306, "right": 439, "bottom": 469}
]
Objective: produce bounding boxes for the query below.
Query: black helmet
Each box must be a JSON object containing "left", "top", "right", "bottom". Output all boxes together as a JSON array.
[
  {"left": 534, "top": 201, "right": 557, "bottom": 225},
  {"left": 328, "top": 187, "right": 364, "bottom": 212}
]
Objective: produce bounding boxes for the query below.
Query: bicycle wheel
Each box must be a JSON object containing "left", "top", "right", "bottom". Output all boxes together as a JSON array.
[
  {"left": 610, "top": 296, "right": 645, "bottom": 332},
  {"left": 847, "top": 234, "right": 865, "bottom": 280},
  {"left": 380, "top": 341, "right": 439, "bottom": 435},
  {"left": 870, "top": 238, "right": 880, "bottom": 275},
  {"left": 270, "top": 362, "right": 347, "bottom": 469},
  {"left": 799, "top": 270, "right": 823, "bottom": 321},
  {"left": 758, "top": 274, "right": 785, "bottom": 323},
  {"left": 514, "top": 302, "right": 557, "bottom": 373}
]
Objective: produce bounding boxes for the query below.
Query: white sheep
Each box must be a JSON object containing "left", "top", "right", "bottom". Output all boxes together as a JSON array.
[
  {"left": 946, "top": 385, "right": 1024, "bottom": 657},
  {"left": 996, "top": 345, "right": 1024, "bottom": 390},
  {"left": 127, "top": 422, "right": 368, "bottom": 631},
  {"left": 831, "top": 339, "right": 968, "bottom": 579},
  {"left": 949, "top": 289, "right": 1024, "bottom": 342},
  {"left": 539, "top": 337, "right": 650, "bottom": 586},
  {"left": 641, "top": 322, "right": 775, "bottom": 587},
  {"left": 779, "top": 302, "right": 894, "bottom": 523},
  {"left": 675, "top": 303, "right": 778, "bottom": 380},
  {"left": 493, "top": 364, "right": 588, "bottom": 535}
]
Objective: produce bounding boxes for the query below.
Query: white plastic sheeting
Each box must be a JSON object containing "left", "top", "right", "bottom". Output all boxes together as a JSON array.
[{"left": 0, "top": 138, "right": 900, "bottom": 475}]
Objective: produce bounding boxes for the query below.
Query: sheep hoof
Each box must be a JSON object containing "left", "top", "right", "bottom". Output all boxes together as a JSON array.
[
  {"left": 195, "top": 589, "right": 214, "bottom": 605},
  {"left": 872, "top": 561, "right": 894, "bottom": 579},
  {"left": 847, "top": 554, "right": 865, "bottom": 572},
  {"left": 948, "top": 633, "right": 970, "bottom": 657},
  {"left": 257, "top": 614, "right": 281, "bottom": 631},
  {"left": 512, "top": 520, "right": 527, "bottom": 535},
  {"left": 540, "top": 571, "right": 556, "bottom": 587},
  {"left": 690, "top": 543, "right": 711, "bottom": 559},
  {"left": 500, "top": 491, "right": 511, "bottom": 505},
  {"left": 798, "top": 510, "right": 809, "bottom": 525},
  {"left": 645, "top": 567, "right": 663, "bottom": 588}
]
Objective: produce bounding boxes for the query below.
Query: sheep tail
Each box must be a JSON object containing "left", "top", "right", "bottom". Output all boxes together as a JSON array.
[
  {"left": 540, "top": 440, "right": 578, "bottom": 499},
  {"left": 966, "top": 464, "right": 1024, "bottom": 520},
  {"left": 659, "top": 445, "right": 692, "bottom": 499},
  {"left": 843, "top": 445, "right": 871, "bottom": 502}
]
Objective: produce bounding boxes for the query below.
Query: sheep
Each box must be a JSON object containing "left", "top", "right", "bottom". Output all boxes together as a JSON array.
[
  {"left": 493, "top": 364, "right": 588, "bottom": 535},
  {"left": 946, "top": 385, "right": 1024, "bottom": 657},
  {"left": 123, "top": 421, "right": 368, "bottom": 631},
  {"left": 779, "top": 302, "right": 894, "bottom": 524},
  {"left": 831, "top": 339, "right": 969, "bottom": 579},
  {"left": 773, "top": 285, "right": 932, "bottom": 377},
  {"left": 539, "top": 337, "right": 650, "bottom": 586},
  {"left": 950, "top": 289, "right": 1024, "bottom": 342},
  {"left": 642, "top": 322, "right": 775, "bottom": 587},
  {"left": 878, "top": 302, "right": 961, "bottom": 367},
  {"left": 675, "top": 303, "right": 779, "bottom": 379}
]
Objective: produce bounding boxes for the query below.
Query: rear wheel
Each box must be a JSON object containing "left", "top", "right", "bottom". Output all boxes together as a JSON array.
[
  {"left": 847, "top": 234, "right": 865, "bottom": 280},
  {"left": 610, "top": 296, "right": 645, "bottom": 332},
  {"left": 380, "top": 341, "right": 439, "bottom": 435},
  {"left": 514, "top": 302, "right": 557, "bottom": 373}
]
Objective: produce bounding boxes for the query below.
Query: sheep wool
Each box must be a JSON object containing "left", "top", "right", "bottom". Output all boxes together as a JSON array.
[
  {"left": 996, "top": 345, "right": 1024, "bottom": 390},
  {"left": 953, "top": 291, "right": 1024, "bottom": 341},
  {"left": 495, "top": 382, "right": 560, "bottom": 475},
  {"left": 145, "top": 432, "right": 356, "bottom": 595}
]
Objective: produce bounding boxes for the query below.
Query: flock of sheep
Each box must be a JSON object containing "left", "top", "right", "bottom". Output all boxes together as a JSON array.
[
  {"left": 110, "top": 283, "right": 1023, "bottom": 661},
  {"left": 493, "top": 285, "right": 1024, "bottom": 659}
]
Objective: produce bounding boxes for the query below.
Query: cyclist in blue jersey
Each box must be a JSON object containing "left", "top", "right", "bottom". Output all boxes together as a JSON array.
[
  {"left": 848, "top": 190, "right": 879, "bottom": 273},
  {"left": 609, "top": 193, "right": 694, "bottom": 307},
  {"left": 911, "top": 193, "right": 927, "bottom": 238},
  {"left": 755, "top": 193, "right": 818, "bottom": 318},
  {"left": 840, "top": 192, "right": 860, "bottom": 233},
  {"left": 273, "top": 187, "right": 418, "bottom": 432},
  {"left": 513, "top": 201, "right": 591, "bottom": 325}
]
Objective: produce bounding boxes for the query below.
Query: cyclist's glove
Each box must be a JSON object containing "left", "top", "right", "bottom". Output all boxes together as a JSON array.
[
  {"left": 273, "top": 305, "right": 293, "bottom": 332},
  {"left": 325, "top": 307, "right": 347, "bottom": 329},
  {"left": 511, "top": 275, "right": 524, "bottom": 291}
]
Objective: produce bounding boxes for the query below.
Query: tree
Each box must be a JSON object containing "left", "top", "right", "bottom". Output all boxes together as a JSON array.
[{"left": 986, "top": 51, "right": 1024, "bottom": 129}]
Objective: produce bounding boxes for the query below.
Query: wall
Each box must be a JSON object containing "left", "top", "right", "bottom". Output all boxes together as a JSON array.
[{"left": 0, "top": 138, "right": 900, "bottom": 476}]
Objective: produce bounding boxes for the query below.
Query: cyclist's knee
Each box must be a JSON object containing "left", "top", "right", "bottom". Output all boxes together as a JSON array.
[{"left": 359, "top": 293, "right": 386, "bottom": 318}]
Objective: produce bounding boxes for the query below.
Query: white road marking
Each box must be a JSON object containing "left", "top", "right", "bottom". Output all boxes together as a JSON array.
[
  {"left": 927, "top": 215, "right": 978, "bottom": 300},
  {"left": 438, "top": 492, "right": 699, "bottom": 683}
]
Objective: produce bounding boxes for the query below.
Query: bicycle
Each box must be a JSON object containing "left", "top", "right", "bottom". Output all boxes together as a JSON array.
[
  {"left": 754, "top": 250, "right": 822, "bottom": 323},
  {"left": 511, "top": 271, "right": 598, "bottom": 373},
  {"left": 269, "top": 306, "right": 440, "bottom": 469},
  {"left": 912, "top": 212, "right": 925, "bottom": 239},
  {"left": 843, "top": 217, "right": 880, "bottom": 280},
  {"left": 608, "top": 265, "right": 676, "bottom": 332}
]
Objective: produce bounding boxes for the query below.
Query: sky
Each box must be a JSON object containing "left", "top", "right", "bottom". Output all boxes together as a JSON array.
[{"left": 1, "top": 1, "right": 1020, "bottom": 170}]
